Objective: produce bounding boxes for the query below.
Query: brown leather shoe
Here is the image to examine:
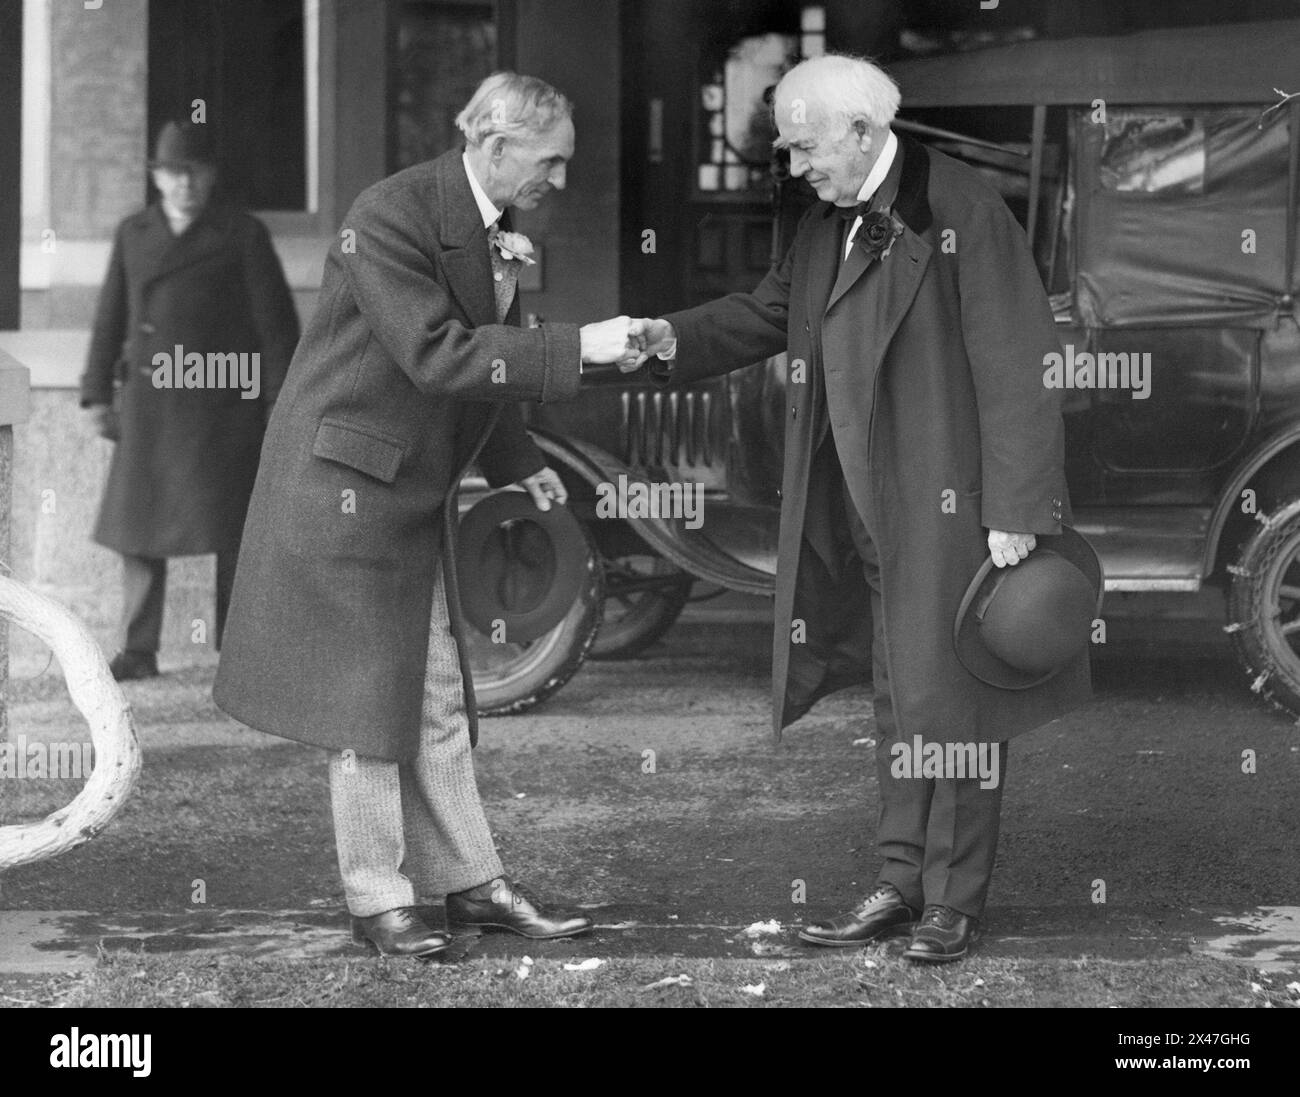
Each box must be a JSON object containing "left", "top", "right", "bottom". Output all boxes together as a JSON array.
[
  {"left": 351, "top": 907, "right": 451, "bottom": 957},
  {"left": 446, "top": 876, "right": 593, "bottom": 940},
  {"left": 797, "top": 883, "right": 919, "bottom": 947},
  {"left": 902, "top": 904, "right": 975, "bottom": 963}
]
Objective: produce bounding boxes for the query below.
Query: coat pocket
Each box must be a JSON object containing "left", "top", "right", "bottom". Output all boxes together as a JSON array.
[{"left": 312, "top": 419, "right": 406, "bottom": 483}]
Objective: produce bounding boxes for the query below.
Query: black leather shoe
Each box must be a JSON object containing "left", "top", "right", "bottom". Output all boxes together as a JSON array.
[
  {"left": 797, "top": 883, "right": 919, "bottom": 948},
  {"left": 109, "top": 651, "right": 159, "bottom": 681},
  {"left": 351, "top": 907, "right": 451, "bottom": 957},
  {"left": 446, "top": 876, "right": 593, "bottom": 940},
  {"left": 902, "top": 904, "right": 974, "bottom": 963}
]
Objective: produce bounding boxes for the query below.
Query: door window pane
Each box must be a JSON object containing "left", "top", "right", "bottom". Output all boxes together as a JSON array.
[
  {"left": 391, "top": 1, "right": 496, "bottom": 171},
  {"left": 148, "top": 0, "right": 306, "bottom": 211}
]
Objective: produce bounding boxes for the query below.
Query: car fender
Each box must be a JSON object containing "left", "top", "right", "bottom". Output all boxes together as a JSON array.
[
  {"left": 527, "top": 429, "right": 775, "bottom": 595},
  {"left": 1206, "top": 425, "right": 1300, "bottom": 575}
]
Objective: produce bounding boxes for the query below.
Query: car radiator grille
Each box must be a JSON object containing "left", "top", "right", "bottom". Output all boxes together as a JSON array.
[{"left": 621, "top": 389, "right": 717, "bottom": 469}]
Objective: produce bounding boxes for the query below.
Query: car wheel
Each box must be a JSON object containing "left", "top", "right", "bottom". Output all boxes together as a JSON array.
[
  {"left": 589, "top": 554, "right": 693, "bottom": 660},
  {"left": 465, "top": 530, "right": 604, "bottom": 716},
  {"left": 1227, "top": 495, "right": 1300, "bottom": 718}
]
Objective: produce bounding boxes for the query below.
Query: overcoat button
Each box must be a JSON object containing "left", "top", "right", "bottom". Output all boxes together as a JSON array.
[
  {"left": 791, "top": 407, "right": 797, "bottom": 419},
  {"left": 140, "top": 322, "right": 156, "bottom": 334}
]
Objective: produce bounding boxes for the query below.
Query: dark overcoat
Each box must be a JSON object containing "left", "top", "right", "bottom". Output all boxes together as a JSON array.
[
  {"left": 662, "top": 137, "right": 1090, "bottom": 744},
  {"left": 212, "top": 150, "right": 582, "bottom": 762},
  {"left": 80, "top": 201, "right": 300, "bottom": 556}
]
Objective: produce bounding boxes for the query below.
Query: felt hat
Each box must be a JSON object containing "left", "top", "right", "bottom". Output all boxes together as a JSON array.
[
  {"left": 149, "top": 121, "right": 217, "bottom": 170},
  {"left": 456, "top": 491, "right": 592, "bottom": 643},
  {"left": 953, "top": 526, "right": 1103, "bottom": 691}
]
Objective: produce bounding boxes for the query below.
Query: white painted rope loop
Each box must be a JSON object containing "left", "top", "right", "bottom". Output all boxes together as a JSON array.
[{"left": 0, "top": 575, "right": 141, "bottom": 869}]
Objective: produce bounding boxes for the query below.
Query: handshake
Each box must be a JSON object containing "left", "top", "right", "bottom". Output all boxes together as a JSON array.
[{"left": 578, "top": 316, "right": 676, "bottom": 374}]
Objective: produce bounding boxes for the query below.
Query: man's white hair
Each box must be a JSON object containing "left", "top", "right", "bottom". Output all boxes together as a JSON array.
[
  {"left": 455, "top": 71, "right": 573, "bottom": 147},
  {"left": 774, "top": 54, "right": 900, "bottom": 137}
]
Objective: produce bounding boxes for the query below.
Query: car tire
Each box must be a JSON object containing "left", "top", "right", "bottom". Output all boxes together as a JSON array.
[
  {"left": 1227, "top": 495, "right": 1300, "bottom": 718},
  {"left": 465, "top": 527, "right": 604, "bottom": 716},
  {"left": 589, "top": 554, "right": 693, "bottom": 660}
]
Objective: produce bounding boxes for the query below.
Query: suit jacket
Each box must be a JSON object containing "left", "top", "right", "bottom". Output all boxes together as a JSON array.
[
  {"left": 80, "top": 201, "right": 299, "bottom": 555},
  {"left": 214, "top": 149, "right": 582, "bottom": 761},
  {"left": 661, "top": 136, "right": 1090, "bottom": 743}
]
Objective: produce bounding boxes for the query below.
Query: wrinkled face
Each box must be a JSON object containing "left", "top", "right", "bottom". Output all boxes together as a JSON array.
[
  {"left": 774, "top": 94, "right": 875, "bottom": 206},
  {"left": 151, "top": 163, "right": 217, "bottom": 217},
  {"left": 487, "top": 117, "right": 575, "bottom": 210}
]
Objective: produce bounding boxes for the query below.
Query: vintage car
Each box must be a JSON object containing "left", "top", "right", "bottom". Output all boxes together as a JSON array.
[{"left": 462, "top": 20, "right": 1300, "bottom": 720}]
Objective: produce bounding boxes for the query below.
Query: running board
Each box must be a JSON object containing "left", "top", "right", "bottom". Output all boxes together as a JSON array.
[{"left": 1073, "top": 507, "right": 1210, "bottom": 592}]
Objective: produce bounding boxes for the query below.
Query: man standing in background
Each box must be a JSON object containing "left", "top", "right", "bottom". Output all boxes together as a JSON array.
[{"left": 80, "top": 120, "right": 300, "bottom": 681}]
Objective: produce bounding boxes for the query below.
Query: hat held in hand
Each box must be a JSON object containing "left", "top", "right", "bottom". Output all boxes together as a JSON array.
[
  {"left": 456, "top": 490, "right": 592, "bottom": 644},
  {"left": 953, "top": 526, "right": 1103, "bottom": 691}
]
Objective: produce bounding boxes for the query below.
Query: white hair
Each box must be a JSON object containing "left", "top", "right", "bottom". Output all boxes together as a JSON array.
[
  {"left": 773, "top": 54, "right": 900, "bottom": 139},
  {"left": 455, "top": 71, "right": 573, "bottom": 147}
]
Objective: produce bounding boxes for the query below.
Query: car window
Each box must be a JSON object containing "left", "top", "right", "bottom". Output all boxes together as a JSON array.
[{"left": 1098, "top": 114, "right": 1205, "bottom": 195}]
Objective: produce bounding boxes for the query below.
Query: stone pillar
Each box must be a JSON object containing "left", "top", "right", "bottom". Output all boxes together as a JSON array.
[{"left": 0, "top": 353, "right": 32, "bottom": 741}]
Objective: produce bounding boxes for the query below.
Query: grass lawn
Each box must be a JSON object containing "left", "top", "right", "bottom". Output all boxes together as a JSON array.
[{"left": 1, "top": 951, "right": 1295, "bottom": 1009}]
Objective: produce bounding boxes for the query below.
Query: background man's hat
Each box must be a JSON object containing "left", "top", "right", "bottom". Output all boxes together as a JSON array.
[
  {"left": 456, "top": 491, "right": 591, "bottom": 643},
  {"left": 149, "top": 121, "right": 217, "bottom": 169},
  {"left": 953, "top": 526, "right": 1103, "bottom": 691}
]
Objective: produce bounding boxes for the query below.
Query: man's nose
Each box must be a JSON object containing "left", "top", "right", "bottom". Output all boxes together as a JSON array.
[
  {"left": 548, "top": 163, "right": 566, "bottom": 191},
  {"left": 788, "top": 152, "right": 808, "bottom": 177}
]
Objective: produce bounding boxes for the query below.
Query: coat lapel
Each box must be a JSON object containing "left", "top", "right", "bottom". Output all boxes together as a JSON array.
[
  {"left": 825, "top": 234, "right": 870, "bottom": 316},
  {"left": 141, "top": 202, "right": 236, "bottom": 289},
  {"left": 825, "top": 141, "right": 907, "bottom": 315},
  {"left": 435, "top": 151, "right": 497, "bottom": 328},
  {"left": 824, "top": 135, "right": 935, "bottom": 365},
  {"left": 855, "top": 137, "right": 934, "bottom": 369},
  {"left": 858, "top": 227, "right": 932, "bottom": 380},
  {"left": 804, "top": 210, "right": 841, "bottom": 335}
]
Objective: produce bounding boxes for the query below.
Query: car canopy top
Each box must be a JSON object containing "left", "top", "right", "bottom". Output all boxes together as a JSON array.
[
  {"left": 887, "top": 20, "right": 1300, "bottom": 107},
  {"left": 888, "top": 21, "right": 1300, "bottom": 329}
]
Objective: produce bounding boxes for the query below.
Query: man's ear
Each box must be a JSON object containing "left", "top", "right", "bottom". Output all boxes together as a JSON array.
[
  {"left": 489, "top": 135, "right": 507, "bottom": 161},
  {"left": 851, "top": 117, "right": 872, "bottom": 150}
]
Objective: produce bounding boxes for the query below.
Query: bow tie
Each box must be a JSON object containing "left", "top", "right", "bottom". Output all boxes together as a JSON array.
[{"left": 826, "top": 200, "right": 872, "bottom": 222}]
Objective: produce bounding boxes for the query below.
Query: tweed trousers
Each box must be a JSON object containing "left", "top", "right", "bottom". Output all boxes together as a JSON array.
[{"left": 328, "top": 556, "right": 503, "bottom": 916}]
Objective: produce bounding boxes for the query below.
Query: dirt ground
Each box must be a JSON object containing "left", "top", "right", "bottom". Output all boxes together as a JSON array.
[{"left": 2, "top": 605, "right": 1296, "bottom": 942}]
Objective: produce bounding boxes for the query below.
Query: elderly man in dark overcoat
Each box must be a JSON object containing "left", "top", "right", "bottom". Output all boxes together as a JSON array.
[
  {"left": 213, "top": 73, "right": 635, "bottom": 956},
  {"left": 80, "top": 121, "right": 300, "bottom": 681},
  {"left": 628, "top": 54, "right": 1089, "bottom": 961}
]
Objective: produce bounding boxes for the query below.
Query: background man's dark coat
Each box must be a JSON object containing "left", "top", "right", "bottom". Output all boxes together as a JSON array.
[
  {"left": 660, "top": 137, "right": 1090, "bottom": 744},
  {"left": 80, "top": 202, "right": 300, "bottom": 556},
  {"left": 213, "top": 149, "right": 582, "bottom": 762}
]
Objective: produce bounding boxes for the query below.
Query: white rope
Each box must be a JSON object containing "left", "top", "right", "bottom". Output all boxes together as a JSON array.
[{"left": 0, "top": 575, "right": 141, "bottom": 869}]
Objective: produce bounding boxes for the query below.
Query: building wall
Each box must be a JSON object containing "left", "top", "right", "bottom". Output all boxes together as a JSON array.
[
  {"left": 8, "top": 388, "right": 220, "bottom": 673},
  {"left": 21, "top": 0, "right": 148, "bottom": 328}
]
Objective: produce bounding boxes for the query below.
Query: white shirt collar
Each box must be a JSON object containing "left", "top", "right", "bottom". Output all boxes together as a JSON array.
[
  {"left": 855, "top": 129, "right": 899, "bottom": 205},
  {"left": 462, "top": 150, "right": 503, "bottom": 230}
]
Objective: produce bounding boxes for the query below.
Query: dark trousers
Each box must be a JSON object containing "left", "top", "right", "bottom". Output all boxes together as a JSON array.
[
  {"left": 839, "top": 476, "right": 1007, "bottom": 920},
  {"left": 121, "top": 552, "right": 237, "bottom": 654}
]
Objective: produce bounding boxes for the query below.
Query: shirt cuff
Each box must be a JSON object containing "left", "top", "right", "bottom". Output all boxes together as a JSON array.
[{"left": 657, "top": 338, "right": 678, "bottom": 361}]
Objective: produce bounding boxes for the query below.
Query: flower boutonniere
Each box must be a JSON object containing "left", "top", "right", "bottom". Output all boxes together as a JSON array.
[
  {"left": 494, "top": 230, "right": 537, "bottom": 266},
  {"left": 856, "top": 209, "right": 906, "bottom": 263}
]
